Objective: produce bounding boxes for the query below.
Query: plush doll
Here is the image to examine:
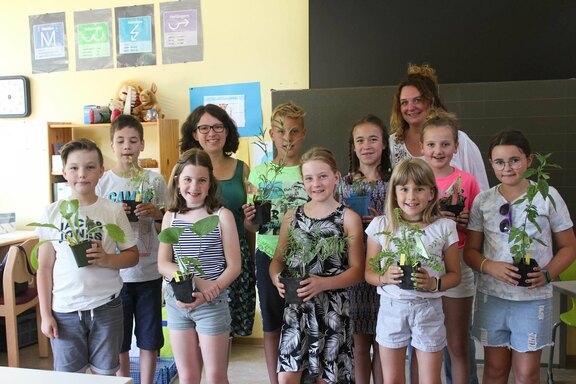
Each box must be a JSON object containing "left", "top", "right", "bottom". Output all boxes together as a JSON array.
[
  {"left": 132, "top": 83, "right": 163, "bottom": 121},
  {"left": 109, "top": 81, "right": 143, "bottom": 122}
]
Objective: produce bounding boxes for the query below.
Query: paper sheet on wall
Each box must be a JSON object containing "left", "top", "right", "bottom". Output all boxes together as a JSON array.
[
  {"left": 74, "top": 9, "right": 113, "bottom": 71},
  {"left": 189, "top": 82, "right": 262, "bottom": 137},
  {"left": 160, "top": 0, "right": 203, "bottom": 63},
  {"left": 29, "top": 12, "right": 69, "bottom": 73},
  {"left": 115, "top": 4, "right": 156, "bottom": 67}
]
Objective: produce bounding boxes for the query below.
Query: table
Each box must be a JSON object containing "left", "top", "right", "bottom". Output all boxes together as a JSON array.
[
  {"left": 551, "top": 281, "right": 576, "bottom": 297},
  {"left": 0, "top": 230, "right": 37, "bottom": 247},
  {"left": 0, "top": 367, "right": 134, "bottom": 383}
]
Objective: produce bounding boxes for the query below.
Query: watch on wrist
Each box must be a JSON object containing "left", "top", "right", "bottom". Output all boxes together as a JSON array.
[
  {"left": 542, "top": 269, "right": 551, "bottom": 284},
  {"left": 430, "top": 276, "right": 441, "bottom": 292}
]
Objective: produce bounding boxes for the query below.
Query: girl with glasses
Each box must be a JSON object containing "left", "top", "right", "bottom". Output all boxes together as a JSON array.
[{"left": 464, "top": 130, "right": 576, "bottom": 383}]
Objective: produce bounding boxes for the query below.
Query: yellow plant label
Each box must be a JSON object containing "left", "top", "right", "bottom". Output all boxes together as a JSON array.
[{"left": 400, "top": 253, "right": 406, "bottom": 266}]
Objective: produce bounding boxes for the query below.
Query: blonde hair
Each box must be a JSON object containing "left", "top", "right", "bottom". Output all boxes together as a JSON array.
[
  {"left": 300, "top": 147, "right": 338, "bottom": 174},
  {"left": 385, "top": 158, "right": 440, "bottom": 233},
  {"left": 271, "top": 102, "right": 306, "bottom": 127},
  {"left": 421, "top": 110, "right": 460, "bottom": 145}
]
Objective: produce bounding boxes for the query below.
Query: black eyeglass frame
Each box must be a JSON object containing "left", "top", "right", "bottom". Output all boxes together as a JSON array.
[{"left": 196, "top": 124, "right": 226, "bottom": 134}]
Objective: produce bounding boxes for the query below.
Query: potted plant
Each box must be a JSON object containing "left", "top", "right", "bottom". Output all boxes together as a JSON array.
[
  {"left": 508, "top": 153, "right": 559, "bottom": 286},
  {"left": 341, "top": 176, "right": 375, "bottom": 217},
  {"left": 249, "top": 125, "right": 288, "bottom": 225},
  {"left": 369, "top": 208, "right": 445, "bottom": 290},
  {"left": 279, "top": 227, "right": 349, "bottom": 304},
  {"left": 27, "top": 199, "right": 126, "bottom": 268},
  {"left": 157, "top": 215, "right": 219, "bottom": 303},
  {"left": 438, "top": 175, "right": 466, "bottom": 216},
  {"left": 123, "top": 157, "right": 157, "bottom": 222}
]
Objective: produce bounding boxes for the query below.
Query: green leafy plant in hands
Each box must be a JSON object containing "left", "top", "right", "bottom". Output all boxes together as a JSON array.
[
  {"left": 369, "top": 208, "right": 445, "bottom": 275},
  {"left": 27, "top": 199, "right": 126, "bottom": 268},
  {"left": 508, "top": 153, "right": 559, "bottom": 265},
  {"left": 157, "top": 215, "right": 219, "bottom": 281},
  {"left": 282, "top": 227, "right": 349, "bottom": 278},
  {"left": 125, "top": 156, "right": 157, "bottom": 203}
]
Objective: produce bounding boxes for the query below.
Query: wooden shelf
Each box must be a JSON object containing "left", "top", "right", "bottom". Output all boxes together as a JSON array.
[{"left": 47, "top": 119, "right": 179, "bottom": 202}]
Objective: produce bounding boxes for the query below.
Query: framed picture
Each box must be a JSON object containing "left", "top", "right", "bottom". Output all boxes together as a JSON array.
[{"left": 0, "top": 76, "right": 31, "bottom": 118}]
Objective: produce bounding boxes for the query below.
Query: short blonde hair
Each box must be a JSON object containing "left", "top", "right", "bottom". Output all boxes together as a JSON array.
[
  {"left": 421, "top": 110, "right": 460, "bottom": 145},
  {"left": 271, "top": 102, "right": 306, "bottom": 127}
]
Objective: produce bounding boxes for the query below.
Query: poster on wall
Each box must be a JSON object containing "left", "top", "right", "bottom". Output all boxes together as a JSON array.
[
  {"left": 29, "top": 12, "right": 69, "bottom": 74},
  {"left": 74, "top": 9, "right": 113, "bottom": 71},
  {"left": 160, "top": 0, "right": 203, "bottom": 64},
  {"left": 115, "top": 4, "right": 156, "bottom": 67},
  {"left": 189, "top": 82, "right": 262, "bottom": 138}
]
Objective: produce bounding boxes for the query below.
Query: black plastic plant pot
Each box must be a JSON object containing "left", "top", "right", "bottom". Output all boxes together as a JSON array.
[
  {"left": 122, "top": 199, "right": 139, "bottom": 222},
  {"left": 398, "top": 261, "right": 421, "bottom": 290},
  {"left": 70, "top": 240, "right": 92, "bottom": 268},
  {"left": 252, "top": 201, "right": 272, "bottom": 225},
  {"left": 170, "top": 275, "right": 196, "bottom": 303},
  {"left": 279, "top": 274, "right": 306, "bottom": 305},
  {"left": 440, "top": 203, "right": 465, "bottom": 216},
  {"left": 513, "top": 258, "right": 539, "bottom": 287}
]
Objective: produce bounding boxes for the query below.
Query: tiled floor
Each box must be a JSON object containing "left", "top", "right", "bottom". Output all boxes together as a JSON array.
[{"left": 2, "top": 341, "right": 576, "bottom": 383}]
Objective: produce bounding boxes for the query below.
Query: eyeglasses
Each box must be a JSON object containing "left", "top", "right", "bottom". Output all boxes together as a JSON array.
[
  {"left": 491, "top": 158, "right": 523, "bottom": 171},
  {"left": 197, "top": 124, "right": 225, "bottom": 134},
  {"left": 499, "top": 203, "right": 512, "bottom": 233}
]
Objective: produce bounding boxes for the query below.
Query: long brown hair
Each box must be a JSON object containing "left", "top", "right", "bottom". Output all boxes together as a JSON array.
[{"left": 166, "top": 148, "right": 221, "bottom": 214}]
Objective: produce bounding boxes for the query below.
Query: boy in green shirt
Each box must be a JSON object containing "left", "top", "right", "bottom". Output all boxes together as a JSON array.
[{"left": 243, "top": 102, "right": 308, "bottom": 384}]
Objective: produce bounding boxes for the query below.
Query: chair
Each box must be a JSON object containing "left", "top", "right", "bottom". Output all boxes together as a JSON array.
[
  {"left": 0, "top": 238, "right": 49, "bottom": 367},
  {"left": 547, "top": 261, "right": 576, "bottom": 384}
]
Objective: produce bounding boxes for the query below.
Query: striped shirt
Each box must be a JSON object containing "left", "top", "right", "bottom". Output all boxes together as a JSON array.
[{"left": 170, "top": 212, "right": 225, "bottom": 281}]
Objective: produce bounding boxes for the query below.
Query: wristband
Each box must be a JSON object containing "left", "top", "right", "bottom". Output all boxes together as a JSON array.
[
  {"left": 430, "top": 276, "right": 440, "bottom": 292},
  {"left": 480, "top": 258, "right": 488, "bottom": 274},
  {"left": 542, "top": 269, "right": 551, "bottom": 284}
]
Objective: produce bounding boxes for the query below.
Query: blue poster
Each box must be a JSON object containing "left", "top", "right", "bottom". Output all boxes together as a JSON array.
[
  {"left": 118, "top": 16, "right": 153, "bottom": 54},
  {"left": 189, "top": 82, "right": 262, "bottom": 137}
]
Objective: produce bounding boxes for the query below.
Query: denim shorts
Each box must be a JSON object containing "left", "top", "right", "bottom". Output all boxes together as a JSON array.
[
  {"left": 255, "top": 249, "right": 285, "bottom": 332},
  {"left": 120, "top": 278, "right": 164, "bottom": 352},
  {"left": 376, "top": 295, "right": 446, "bottom": 353},
  {"left": 472, "top": 292, "right": 552, "bottom": 352},
  {"left": 165, "top": 284, "right": 230, "bottom": 336},
  {"left": 51, "top": 296, "right": 123, "bottom": 374}
]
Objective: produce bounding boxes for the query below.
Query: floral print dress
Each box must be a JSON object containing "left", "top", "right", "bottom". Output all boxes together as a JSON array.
[{"left": 277, "top": 204, "right": 354, "bottom": 383}]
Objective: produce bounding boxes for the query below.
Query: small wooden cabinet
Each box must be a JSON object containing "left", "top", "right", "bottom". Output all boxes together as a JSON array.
[{"left": 47, "top": 119, "right": 179, "bottom": 202}]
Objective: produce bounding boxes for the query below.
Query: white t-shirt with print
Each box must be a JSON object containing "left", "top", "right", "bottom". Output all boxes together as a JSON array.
[
  {"left": 468, "top": 183, "right": 573, "bottom": 301},
  {"left": 36, "top": 197, "right": 136, "bottom": 312}
]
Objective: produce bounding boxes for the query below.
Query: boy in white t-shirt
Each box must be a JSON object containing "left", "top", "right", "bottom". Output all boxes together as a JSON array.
[
  {"left": 36, "top": 139, "right": 138, "bottom": 374},
  {"left": 96, "top": 115, "right": 167, "bottom": 384}
]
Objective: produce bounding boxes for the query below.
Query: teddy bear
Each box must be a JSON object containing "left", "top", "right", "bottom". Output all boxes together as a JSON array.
[
  {"left": 132, "top": 83, "right": 163, "bottom": 122},
  {"left": 109, "top": 81, "right": 143, "bottom": 122}
]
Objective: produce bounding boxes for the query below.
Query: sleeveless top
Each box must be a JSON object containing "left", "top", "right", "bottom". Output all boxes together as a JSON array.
[
  {"left": 219, "top": 159, "right": 246, "bottom": 238},
  {"left": 170, "top": 210, "right": 225, "bottom": 281}
]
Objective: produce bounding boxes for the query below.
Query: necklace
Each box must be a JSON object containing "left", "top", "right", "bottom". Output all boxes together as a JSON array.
[{"left": 188, "top": 203, "right": 205, "bottom": 210}]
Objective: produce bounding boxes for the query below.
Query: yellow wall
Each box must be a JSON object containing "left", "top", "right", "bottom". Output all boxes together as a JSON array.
[{"left": 0, "top": 0, "right": 308, "bottom": 339}]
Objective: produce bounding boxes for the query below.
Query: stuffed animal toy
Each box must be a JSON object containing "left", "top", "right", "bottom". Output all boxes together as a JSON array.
[
  {"left": 132, "top": 83, "right": 163, "bottom": 121},
  {"left": 109, "top": 81, "right": 143, "bottom": 122}
]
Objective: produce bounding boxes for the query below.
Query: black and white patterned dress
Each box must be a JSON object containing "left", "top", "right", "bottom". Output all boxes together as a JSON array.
[{"left": 277, "top": 204, "right": 354, "bottom": 384}]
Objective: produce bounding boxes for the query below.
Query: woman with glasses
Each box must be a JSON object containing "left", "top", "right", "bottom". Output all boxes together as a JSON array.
[
  {"left": 464, "top": 130, "right": 576, "bottom": 383},
  {"left": 180, "top": 104, "right": 256, "bottom": 353}
]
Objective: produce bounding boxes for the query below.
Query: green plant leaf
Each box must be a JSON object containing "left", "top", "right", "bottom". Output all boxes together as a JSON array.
[
  {"left": 104, "top": 224, "right": 126, "bottom": 243},
  {"left": 190, "top": 215, "right": 219, "bottom": 237},
  {"left": 27, "top": 222, "right": 60, "bottom": 231},
  {"left": 158, "top": 227, "right": 186, "bottom": 244}
]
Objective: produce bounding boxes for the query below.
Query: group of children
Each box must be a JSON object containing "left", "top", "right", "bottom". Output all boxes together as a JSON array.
[{"left": 35, "top": 73, "right": 576, "bottom": 384}]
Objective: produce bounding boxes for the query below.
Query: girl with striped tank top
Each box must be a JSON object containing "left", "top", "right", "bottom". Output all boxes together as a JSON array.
[{"left": 158, "top": 148, "right": 241, "bottom": 384}]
